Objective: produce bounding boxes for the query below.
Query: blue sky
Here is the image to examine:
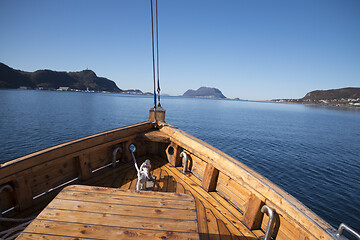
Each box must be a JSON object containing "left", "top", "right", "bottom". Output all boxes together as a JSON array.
[{"left": 1, "top": 0, "right": 359, "bottom": 100}]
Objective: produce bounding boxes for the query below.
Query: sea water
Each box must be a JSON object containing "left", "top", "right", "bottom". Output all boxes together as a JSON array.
[{"left": 0, "top": 89, "right": 359, "bottom": 233}]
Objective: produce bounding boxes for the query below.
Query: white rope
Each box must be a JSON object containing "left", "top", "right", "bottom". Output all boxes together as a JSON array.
[{"left": 131, "top": 152, "right": 153, "bottom": 190}]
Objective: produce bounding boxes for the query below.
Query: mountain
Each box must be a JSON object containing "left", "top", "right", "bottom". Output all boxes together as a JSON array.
[
  {"left": 272, "top": 87, "right": 360, "bottom": 107},
  {"left": 302, "top": 87, "right": 360, "bottom": 100},
  {"left": 0, "top": 62, "right": 121, "bottom": 92},
  {"left": 183, "top": 87, "right": 226, "bottom": 99},
  {"left": 0, "top": 63, "right": 36, "bottom": 89}
]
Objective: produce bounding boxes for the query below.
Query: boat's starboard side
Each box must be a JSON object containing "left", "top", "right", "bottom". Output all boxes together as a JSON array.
[{"left": 158, "top": 122, "right": 337, "bottom": 240}]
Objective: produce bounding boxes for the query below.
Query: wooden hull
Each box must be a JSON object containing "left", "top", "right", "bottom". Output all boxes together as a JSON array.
[{"left": 0, "top": 120, "right": 337, "bottom": 239}]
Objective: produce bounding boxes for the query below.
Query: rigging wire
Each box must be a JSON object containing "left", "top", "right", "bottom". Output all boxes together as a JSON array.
[
  {"left": 150, "top": 0, "right": 157, "bottom": 108},
  {"left": 155, "top": 0, "right": 161, "bottom": 107}
]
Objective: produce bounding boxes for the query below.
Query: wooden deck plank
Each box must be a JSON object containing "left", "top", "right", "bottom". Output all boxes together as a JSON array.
[
  {"left": 46, "top": 198, "right": 197, "bottom": 220},
  {"left": 217, "top": 219, "right": 232, "bottom": 240},
  {"left": 14, "top": 156, "right": 257, "bottom": 240},
  {"left": 205, "top": 208, "right": 221, "bottom": 240},
  {"left": 119, "top": 168, "right": 137, "bottom": 190},
  {"left": 63, "top": 185, "right": 195, "bottom": 201},
  {"left": 167, "top": 175, "right": 177, "bottom": 192},
  {"left": 110, "top": 170, "right": 127, "bottom": 188},
  {"left": 55, "top": 190, "right": 195, "bottom": 210},
  {"left": 17, "top": 233, "right": 79, "bottom": 239},
  {"left": 22, "top": 219, "right": 200, "bottom": 240},
  {"left": 176, "top": 181, "right": 186, "bottom": 194},
  {"left": 195, "top": 198, "right": 209, "bottom": 240},
  {"left": 18, "top": 185, "right": 199, "bottom": 240},
  {"left": 158, "top": 169, "right": 169, "bottom": 192},
  {"left": 152, "top": 167, "right": 162, "bottom": 191},
  {"left": 162, "top": 163, "right": 256, "bottom": 239},
  {"left": 36, "top": 208, "right": 197, "bottom": 233}
]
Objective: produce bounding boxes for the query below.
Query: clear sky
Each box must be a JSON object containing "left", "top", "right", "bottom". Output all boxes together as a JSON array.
[{"left": 1, "top": 0, "right": 359, "bottom": 100}]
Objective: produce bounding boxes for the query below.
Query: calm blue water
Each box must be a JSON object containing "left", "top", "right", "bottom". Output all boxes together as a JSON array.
[{"left": 1, "top": 89, "right": 359, "bottom": 233}]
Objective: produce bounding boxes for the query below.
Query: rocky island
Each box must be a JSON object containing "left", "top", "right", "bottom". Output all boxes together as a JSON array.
[
  {"left": 183, "top": 87, "right": 226, "bottom": 99},
  {"left": 272, "top": 87, "right": 360, "bottom": 107},
  {"left": 0, "top": 62, "right": 149, "bottom": 95}
]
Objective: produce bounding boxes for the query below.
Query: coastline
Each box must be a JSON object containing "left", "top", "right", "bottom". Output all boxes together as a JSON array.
[{"left": 269, "top": 99, "right": 360, "bottom": 108}]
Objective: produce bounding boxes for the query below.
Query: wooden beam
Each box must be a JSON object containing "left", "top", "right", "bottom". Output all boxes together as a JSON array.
[
  {"left": 0, "top": 121, "right": 154, "bottom": 178},
  {"left": 201, "top": 163, "right": 219, "bottom": 192},
  {"left": 149, "top": 107, "right": 166, "bottom": 122},
  {"left": 241, "top": 193, "right": 264, "bottom": 230},
  {"left": 76, "top": 154, "right": 92, "bottom": 181},
  {"left": 12, "top": 176, "right": 33, "bottom": 211},
  {"left": 166, "top": 143, "right": 181, "bottom": 167},
  {"left": 138, "top": 131, "right": 170, "bottom": 143}
]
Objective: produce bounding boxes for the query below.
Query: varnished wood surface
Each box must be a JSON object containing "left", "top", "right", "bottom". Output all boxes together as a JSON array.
[
  {"left": 159, "top": 124, "right": 334, "bottom": 240},
  {"left": 0, "top": 122, "right": 336, "bottom": 240},
  {"left": 17, "top": 185, "right": 199, "bottom": 240},
  {"left": 13, "top": 157, "right": 258, "bottom": 240}
]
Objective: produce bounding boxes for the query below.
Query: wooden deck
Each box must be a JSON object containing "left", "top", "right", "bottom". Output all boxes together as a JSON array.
[
  {"left": 85, "top": 157, "right": 257, "bottom": 240},
  {"left": 0, "top": 121, "right": 338, "bottom": 240},
  {"left": 9, "top": 157, "right": 258, "bottom": 240},
  {"left": 17, "top": 185, "right": 199, "bottom": 240}
]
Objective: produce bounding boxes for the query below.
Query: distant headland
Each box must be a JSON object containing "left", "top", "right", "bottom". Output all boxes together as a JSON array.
[
  {"left": 2, "top": 62, "right": 358, "bottom": 107},
  {"left": 182, "top": 87, "right": 226, "bottom": 99},
  {"left": 272, "top": 87, "right": 360, "bottom": 107},
  {"left": 0, "top": 62, "right": 150, "bottom": 95}
]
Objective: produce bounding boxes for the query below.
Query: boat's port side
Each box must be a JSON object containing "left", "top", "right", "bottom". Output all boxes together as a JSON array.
[
  {"left": 0, "top": 121, "right": 345, "bottom": 240},
  {"left": 0, "top": 121, "right": 156, "bottom": 221},
  {"left": 157, "top": 122, "right": 337, "bottom": 240}
]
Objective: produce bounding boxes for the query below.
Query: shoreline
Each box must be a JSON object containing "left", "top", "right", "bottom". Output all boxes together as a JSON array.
[{"left": 269, "top": 99, "right": 360, "bottom": 108}]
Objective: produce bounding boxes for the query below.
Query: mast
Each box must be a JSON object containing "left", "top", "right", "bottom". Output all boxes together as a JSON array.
[{"left": 149, "top": 0, "right": 165, "bottom": 122}]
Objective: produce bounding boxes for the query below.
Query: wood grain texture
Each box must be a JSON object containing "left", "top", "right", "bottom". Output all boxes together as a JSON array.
[
  {"left": 20, "top": 220, "right": 200, "bottom": 239},
  {"left": 76, "top": 154, "right": 92, "bottom": 181},
  {"left": 18, "top": 185, "right": 199, "bottom": 240},
  {"left": 0, "top": 121, "right": 153, "bottom": 178},
  {"left": 241, "top": 193, "right": 264, "bottom": 230},
  {"left": 167, "top": 165, "right": 256, "bottom": 238},
  {"left": 1, "top": 119, "right": 336, "bottom": 240},
  {"left": 201, "top": 163, "right": 219, "bottom": 192},
  {"left": 166, "top": 143, "right": 181, "bottom": 167},
  {"left": 12, "top": 176, "right": 33, "bottom": 210},
  {"left": 159, "top": 123, "right": 334, "bottom": 239}
]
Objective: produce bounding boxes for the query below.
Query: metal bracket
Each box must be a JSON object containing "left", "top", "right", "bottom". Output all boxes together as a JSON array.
[
  {"left": 112, "top": 146, "right": 122, "bottom": 167},
  {"left": 258, "top": 205, "right": 276, "bottom": 240},
  {"left": 0, "top": 184, "right": 14, "bottom": 218},
  {"left": 327, "top": 223, "right": 360, "bottom": 240},
  {"left": 180, "top": 151, "right": 189, "bottom": 174}
]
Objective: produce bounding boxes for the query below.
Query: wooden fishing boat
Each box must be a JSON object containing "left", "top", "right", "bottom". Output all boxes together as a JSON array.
[
  {"left": 1, "top": 1, "right": 359, "bottom": 239},
  {"left": 0, "top": 109, "right": 359, "bottom": 240}
]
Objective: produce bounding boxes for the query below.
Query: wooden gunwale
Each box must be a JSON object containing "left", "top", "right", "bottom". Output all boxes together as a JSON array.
[
  {"left": 157, "top": 122, "right": 334, "bottom": 239},
  {"left": 0, "top": 121, "right": 154, "bottom": 180},
  {"left": 0, "top": 120, "right": 339, "bottom": 239}
]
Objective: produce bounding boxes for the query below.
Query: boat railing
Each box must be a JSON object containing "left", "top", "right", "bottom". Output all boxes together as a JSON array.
[
  {"left": 0, "top": 121, "right": 155, "bottom": 217},
  {"left": 1, "top": 120, "right": 358, "bottom": 240},
  {"left": 158, "top": 122, "right": 344, "bottom": 240}
]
